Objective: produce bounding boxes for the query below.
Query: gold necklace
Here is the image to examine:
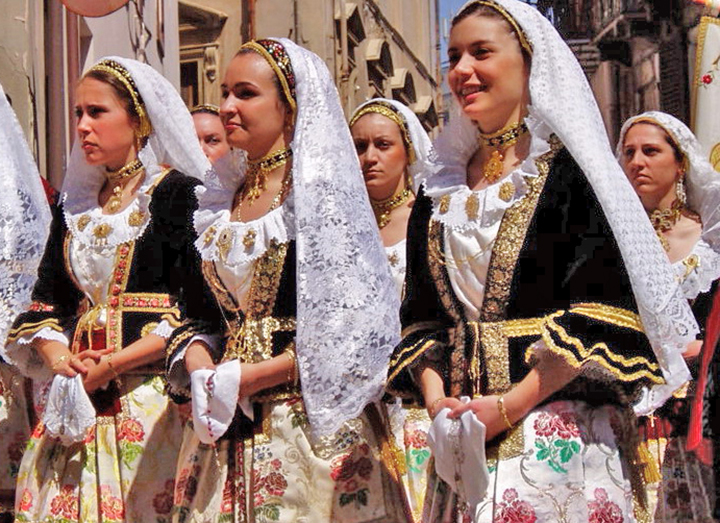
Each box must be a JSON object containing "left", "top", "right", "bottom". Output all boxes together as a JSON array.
[
  {"left": 648, "top": 199, "right": 702, "bottom": 251},
  {"left": 478, "top": 121, "right": 529, "bottom": 184},
  {"left": 242, "top": 148, "right": 293, "bottom": 205},
  {"left": 105, "top": 159, "right": 144, "bottom": 214},
  {"left": 371, "top": 186, "right": 413, "bottom": 229}
]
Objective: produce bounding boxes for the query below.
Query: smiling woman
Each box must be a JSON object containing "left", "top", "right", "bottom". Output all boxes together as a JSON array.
[{"left": 385, "top": 1, "right": 695, "bottom": 522}]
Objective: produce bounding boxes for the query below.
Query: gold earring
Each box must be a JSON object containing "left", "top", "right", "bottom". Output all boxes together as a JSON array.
[{"left": 675, "top": 174, "right": 687, "bottom": 206}]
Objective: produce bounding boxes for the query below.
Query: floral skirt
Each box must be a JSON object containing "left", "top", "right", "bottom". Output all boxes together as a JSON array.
[
  {"left": 388, "top": 404, "right": 432, "bottom": 523},
  {"left": 423, "top": 400, "right": 639, "bottom": 523},
  {"left": 14, "top": 374, "right": 184, "bottom": 523},
  {"left": 172, "top": 398, "right": 410, "bottom": 523},
  {"left": 0, "top": 362, "right": 32, "bottom": 516}
]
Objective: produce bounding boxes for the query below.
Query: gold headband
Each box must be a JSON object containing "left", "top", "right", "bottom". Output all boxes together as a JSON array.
[
  {"left": 627, "top": 117, "right": 690, "bottom": 173},
  {"left": 240, "top": 40, "right": 297, "bottom": 121},
  {"left": 349, "top": 102, "right": 417, "bottom": 165},
  {"left": 191, "top": 103, "right": 220, "bottom": 115},
  {"left": 88, "top": 60, "right": 152, "bottom": 139},
  {"left": 462, "top": 1, "right": 533, "bottom": 56}
]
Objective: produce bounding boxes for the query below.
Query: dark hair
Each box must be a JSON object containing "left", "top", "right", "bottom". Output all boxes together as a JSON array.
[
  {"left": 627, "top": 120, "right": 687, "bottom": 167},
  {"left": 235, "top": 48, "right": 293, "bottom": 112},
  {"left": 83, "top": 68, "right": 141, "bottom": 122},
  {"left": 451, "top": 3, "right": 532, "bottom": 65}
]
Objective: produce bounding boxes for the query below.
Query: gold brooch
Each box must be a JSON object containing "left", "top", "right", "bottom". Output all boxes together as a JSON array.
[
  {"left": 388, "top": 252, "right": 399, "bottom": 267},
  {"left": 465, "top": 193, "right": 479, "bottom": 220},
  {"left": 242, "top": 229, "right": 257, "bottom": 249},
  {"left": 439, "top": 194, "right": 451, "bottom": 214},
  {"left": 77, "top": 215, "right": 91, "bottom": 231},
  {"left": 203, "top": 225, "right": 217, "bottom": 246},
  {"left": 128, "top": 211, "right": 145, "bottom": 227},
  {"left": 498, "top": 181, "right": 515, "bottom": 202},
  {"left": 93, "top": 223, "right": 112, "bottom": 239},
  {"left": 216, "top": 228, "right": 234, "bottom": 261}
]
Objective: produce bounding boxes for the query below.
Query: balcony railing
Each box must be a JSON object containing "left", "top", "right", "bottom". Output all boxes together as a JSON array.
[{"left": 590, "top": 0, "right": 648, "bottom": 35}]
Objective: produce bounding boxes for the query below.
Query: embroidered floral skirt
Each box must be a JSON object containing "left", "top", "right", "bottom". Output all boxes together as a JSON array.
[
  {"left": 388, "top": 404, "right": 432, "bottom": 523},
  {"left": 0, "top": 363, "right": 32, "bottom": 516},
  {"left": 423, "top": 400, "right": 639, "bottom": 523},
  {"left": 172, "top": 398, "right": 410, "bottom": 523},
  {"left": 14, "top": 374, "right": 184, "bottom": 523}
]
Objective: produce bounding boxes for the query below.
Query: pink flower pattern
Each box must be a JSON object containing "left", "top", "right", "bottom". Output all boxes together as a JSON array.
[
  {"left": 493, "top": 489, "right": 537, "bottom": 523},
  {"left": 588, "top": 488, "right": 624, "bottom": 523}
]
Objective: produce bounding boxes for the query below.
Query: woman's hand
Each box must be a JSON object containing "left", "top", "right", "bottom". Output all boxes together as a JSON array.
[
  {"left": 683, "top": 340, "right": 702, "bottom": 361},
  {"left": 185, "top": 342, "right": 215, "bottom": 374},
  {"left": 239, "top": 362, "right": 258, "bottom": 399},
  {"left": 448, "top": 395, "right": 513, "bottom": 442},
  {"left": 427, "top": 396, "right": 464, "bottom": 419},
  {"left": 82, "top": 357, "right": 114, "bottom": 393},
  {"left": 51, "top": 353, "right": 89, "bottom": 378}
]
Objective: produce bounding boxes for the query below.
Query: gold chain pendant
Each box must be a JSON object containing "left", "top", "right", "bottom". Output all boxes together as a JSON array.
[{"left": 371, "top": 187, "right": 413, "bottom": 229}]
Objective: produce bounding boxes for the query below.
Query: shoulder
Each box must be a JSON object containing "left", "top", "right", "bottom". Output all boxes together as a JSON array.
[
  {"left": 154, "top": 169, "right": 202, "bottom": 197},
  {"left": 150, "top": 169, "right": 202, "bottom": 222}
]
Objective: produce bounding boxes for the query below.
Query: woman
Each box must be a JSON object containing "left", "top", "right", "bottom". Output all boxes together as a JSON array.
[
  {"left": 618, "top": 111, "right": 720, "bottom": 522},
  {"left": 191, "top": 104, "right": 230, "bottom": 164},
  {"left": 166, "top": 39, "right": 408, "bottom": 522},
  {"left": 0, "top": 83, "right": 51, "bottom": 520},
  {"left": 386, "top": 1, "right": 694, "bottom": 522},
  {"left": 3, "top": 57, "right": 210, "bottom": 523},
  {"left": 349, "top": 98, "right": 434, "bottom": 522}
]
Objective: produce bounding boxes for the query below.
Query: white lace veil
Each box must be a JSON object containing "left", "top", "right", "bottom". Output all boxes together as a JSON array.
[
  {"left": 441, "top": 0, "right": 694, "bottom": 414},
  {"left": 617, "top": 111, "right": 720, "bottom": 294},
  {"left": 350, "top": 98, "right": 437, "bottom": 191},
  {"left": 0, "top": 83, "right": 51, "bottom": 344},
  {"left": 62, "top": 56, "right": 210, "bottom": 213}
]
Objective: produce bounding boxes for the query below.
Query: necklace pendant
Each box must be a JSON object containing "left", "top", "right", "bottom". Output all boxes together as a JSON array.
[
  {"left": 77, "top": 215, "right": 91, "bottom": 231},
  {"left": 216, "top": 228, "right": 234, "bottom": 261},
  {"left": 128, "top": 210, "right": 145, "bottom": 227},
  {"left": 483, "top": 150, "right": 504, "bottom": 184},
  {"left": 204, "top": 225, "right": 217, "bottom": 246},
  {"left": 465, "top": 193, "right": 480, "bottom": 220},
  {"left": 377, "top": 212, "right": 391, "bottom": 229}
]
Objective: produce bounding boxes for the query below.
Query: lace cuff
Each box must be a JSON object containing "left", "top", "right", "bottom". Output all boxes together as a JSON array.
[
  {"left": 167, "top": 334, "right": 220, "bottom": 396},
  {"left": 2, "top": 327, "right": 70, "bottom": 380},
  {"left": 151, "top": 320, "right": 175, "bottom": 340}
]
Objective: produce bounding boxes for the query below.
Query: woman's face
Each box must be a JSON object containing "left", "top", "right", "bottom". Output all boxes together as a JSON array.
[
  {"left": 75, "top": 77, "right": 138, "bottom": 170},
  {"left": 351, "top": 112, "right": 409, "bottom": 199},
  {"left": 220, "top": 52, "right": 289, "bottom": 159},
  {"left": 447, "top": 14, "right": 529, "bottom": 133},
  {"left": 193, "top": 112, "right": 230, "bottom": 164},
  {"left": 621, "top": 123, "right": 683, "bottom": 203}
]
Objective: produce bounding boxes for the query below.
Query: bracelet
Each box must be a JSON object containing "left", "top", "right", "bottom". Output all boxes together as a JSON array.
[
  {"left": 105, "top": 353, "right": 120, "bottom": 379},
  {"left": 497, "top": 395, "right": 513, "bottom": 430},
  {"left": 285, "top": 350, "right": 298, "bottom": 386},
  {"left": 429, "top": 397, "right": 444, "bottom": 417},
  {"left": 50, "top": 354, "right": 70, "bottom": 371}
]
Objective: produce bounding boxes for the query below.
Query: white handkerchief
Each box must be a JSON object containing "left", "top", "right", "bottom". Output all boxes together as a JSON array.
[
  {"left": 43, "top": 374, "right": 96, "bottom": 445},
  {"left": 427, "top": 397, "right": 490, "bottom": 513},
  {"left": 190, "top": 359, "right": 250, "bottom": 444}
]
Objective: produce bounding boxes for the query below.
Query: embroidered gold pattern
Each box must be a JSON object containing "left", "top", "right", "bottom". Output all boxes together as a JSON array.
[
  {"left": 388, "top": 252, "right": 399, "bottom": 267},
  {"left": 128, "top": 210, "right": 145, "bottom": 227},
  {"left": 569, "top": 303, "right": 644, "bottom": 332},
  {"left": 203, "top": 225, "right": 217, "bottom": 246},
  {"left": 216, "top": 228, "right": 234, "bottom": 261},
  {"left": 77, "top": 215, "right": 91, "bottom": 231},
  {"left": 481, "top": 135, "right": 561, "bottom": 323},
  {"left": 465, "top": 193, "right": 479, "bottom": 220},
  {"left": 202, "top": 261, "right": 241, "bottom": 313},
  {"left": 141, "top": 322, "right": 159, "bottom": 338},
  {"left": 682, "top": 254, "right": 700, "bottom": 281},
  {"left": 93, "top": 223, "right": 112, "bottom": 239},
  {"left": 439, "top": 194, "right": 451, "bottom": 214},
  {"left": 499, "top": 181, "right": 515, "bottom": 202},
  {"left": 165, "top": 328, "right": 197, "bottom": 357},
  {"left": 242, "top": 229, "right": 257, "bottom": 249},
  {"left": 224, "top": 316, "right": 296, "bottom": 363},
  {"left": 246, "top": 240, "right": 288, "bottom": 318},
  {"left": 7, "top": 318, "right": 62, "bottom": 342},
  {"left": 486, "top": 422, "right": 525, "bottom": 467},
  {"left": 479, "top": 322, "right": 511, "bottom": 395}
]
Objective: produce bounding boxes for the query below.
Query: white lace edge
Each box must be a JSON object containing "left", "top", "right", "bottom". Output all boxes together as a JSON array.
[
  {"left": 2, "top": 327, "right": 70, "bottom": 381},
  {"left": 674, "top": 239, "right": 720, "bottom": 299},
  {"left": 151, "top": 319, "right": 175, "bottom": 340},
  {"left": 167, "top": 333, "right": 220, "bottom": 395}
]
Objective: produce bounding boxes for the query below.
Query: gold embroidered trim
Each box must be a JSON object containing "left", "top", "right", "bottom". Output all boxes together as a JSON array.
[
  {"left": 165, "top": 327, "right": 197, "bottom": 356},
  {"left": 400, "top": 321, "right": 446, "bottom": 339},
  {"left": 202, "top": 260, "right": 241, "bottom": 313},
  {"left": 161, "top": 312, "right": 183, "bottom": 329},
  {"left": 387, "top": 339, "right": 440, "bottom": 386},
  {"left": 538, "top": 311, "right": 663, "bottom": 382},
  {"left": 224, "top": 316, "right": 296, "bottom": 363},
  {"left": 7, "top": 318, "right": 63, "bottom": 341},
  {"left": 428, "top": 220, "right": 467, "bottom": 397},
  {"left": 569, "top": 303, "right": 644, "bottom": 332},
  {"left": 480, "top": 135, "right": 561, "bottom": 322},
  {"left": 140, "top": 322, "right": 159, "bottom": 338},
  {"left": 246, "top": 240, "right": 288, "bottom": 319},
  {"left": 479, "top": 321, "right": 511, "bottom": 395},
  {"left": 486, "top": 421, "right": 525, "bottom": 466}
]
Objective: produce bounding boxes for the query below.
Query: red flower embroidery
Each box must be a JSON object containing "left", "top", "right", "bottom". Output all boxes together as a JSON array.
[
  {"left": 117, "top": 418, "right": 145, "bottom": 442},
  {"left": 703, "top": 74, "right": 713, "bottom": 85},
  {"left": 100, "top": 485, "right": 124, "bottom": 521},
  {"left": 18, "top": 489, "right": 33, "bottom": 512},
  {"left": 221, "top": 480, "right": 234, "bottom": 513},
  {"left": 152, "top": 479, "right": 174, "bottom": 515},
  {"left": 31, "top": 422, "right": 46, "bottom": 439},
  {"left": 265, "top": 471, "right": 288, "bottom": 496},
  {"left": 404, "top": 428, "right": 428, "bottom": 449},
  {"left": 587, "top": 488, "right": 624, "bottom": 523},
  {"left": 494, "top": 489, "right": 536, "bottom": 523},
  {"left": 83, "top": 425, "right": 97, "bottom": 444},
  {"left": 533, "top": 411, "right": 579, "bottom": 439},
  {"left": 49, "top": 485, "right": 79, "bottom": 520}
]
